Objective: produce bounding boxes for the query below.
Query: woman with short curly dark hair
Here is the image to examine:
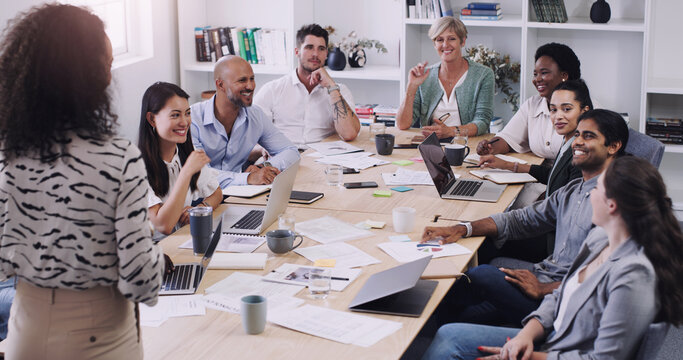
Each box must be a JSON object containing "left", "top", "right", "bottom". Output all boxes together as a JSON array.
[{"left": 0, "top": 4, "right": 164, "bottom": 358}]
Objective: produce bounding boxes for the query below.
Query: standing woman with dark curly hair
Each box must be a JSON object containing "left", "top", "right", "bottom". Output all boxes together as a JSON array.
[
  {"left": 424, "top": 156, "right": 683, "bottom": 359},
  {"left": 0, "top": 4, "right": 164, "bottom": 359}
]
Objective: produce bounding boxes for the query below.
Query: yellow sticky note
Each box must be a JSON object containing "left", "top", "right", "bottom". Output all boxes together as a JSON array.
[
  {"left": 392, "top": 160, "right": 414, "bottom": 166},
  {"left": 365, "top": 220, "right": 386, "bottom": 229},
  {"left": 314, "top": 259, "right": 336, "bottom": 267},
  {"left": 373, "top": 190, "right": 392, "bottom": 197}
]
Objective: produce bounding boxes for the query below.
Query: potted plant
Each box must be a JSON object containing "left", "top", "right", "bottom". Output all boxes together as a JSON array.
[
  {"left": 465, "top": 45, "right": 521, "bottom": 113},
  {"left": 324, "top": 26, "right": 388, "bottom": 70}
]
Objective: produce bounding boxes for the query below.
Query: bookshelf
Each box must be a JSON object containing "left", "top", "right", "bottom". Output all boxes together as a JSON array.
[{"left": 176, "top": 0, "right": 402, "bottom": 107}]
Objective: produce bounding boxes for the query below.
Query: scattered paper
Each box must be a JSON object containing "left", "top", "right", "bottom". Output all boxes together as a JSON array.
[
  {"left": 205, "top": 272, "right": 304, "bottom": 298},
  {"left": 377, "top": 241, "right": 472, "bottom": 262},
  {"left": 140, "top": 295, "right": 206, "bottom": 327},
  {"left": 269, "top": 304, "right": 402, "bottom": 347},
  {"left": 308, "top": 141, "right": 363, "bottom": 156},
  {"left": 470, "top": 169, "right": 537, "bottom": 184},
  {"left": 202, "top": 292, "right": 304, "bottom": 319},
  {"left": 465, "top": 153, "right": 528, "bottom": 165},
  {"left": 208, "top": 253, "right": 267, "bottom": 270},
  {"left": 179, "top": 233, "right": 266, "bottom": 253},
  {"left": 263, "top": 263, "right": 361, "bottom": 291},
  {"left": 365, "top": 220, "right": 385, "bottom": 229},
  {"left": 389, "top": 235, "right": 411, "bottom": 242},
  {"left": 313, "top": 151, "right": 390, "bottom": 170},
  {"left": 295, "top": 216, "right": 374, "bottom": 244},
  {"left": 382, "top": 167, "right": 436, "bottom": 186},
  {"left": 294, "top": 242, "right": 381, "bottom": 269}
]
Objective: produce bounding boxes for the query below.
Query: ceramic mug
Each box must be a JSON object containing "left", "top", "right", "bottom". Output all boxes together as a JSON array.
[{"left": 266, "top": 229, "right": 303, "bottom": 254}]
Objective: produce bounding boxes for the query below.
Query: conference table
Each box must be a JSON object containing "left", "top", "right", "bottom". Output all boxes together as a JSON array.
[{"left": 139, "top": 127, "right": 543, "bottom": 359}]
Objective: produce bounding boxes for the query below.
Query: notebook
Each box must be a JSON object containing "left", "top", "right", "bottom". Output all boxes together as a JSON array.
[
  {"left": 469, "top": 169, "right": 537, "bottom": 184},
  {"left": 221, "top": 159, "right": 299, "bottom": 235},
  {"left": 348, "top": 256, "right": 437, "bottom": 317},
  {"left": 418, "top": 133, "right": 506, "bottom": 202},
  {"left": 160, "top": 220, "right": 222, "bottom": 296}
]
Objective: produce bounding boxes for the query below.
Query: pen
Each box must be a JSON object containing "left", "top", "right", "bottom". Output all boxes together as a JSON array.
[
  {"left": 466, "top": 165, "right": 480, "bottom": 168},
  {"left": 417, "top": 243, "right": 441, "bottom": 247},
  {"left": 487, "top": 138, "right": 500, "bottom": 145},
  {"left": 438, "top": 113, "right": 451, "bottom": 121},
  {"left": 332, "top": 277, "right": 349, "bottom": 281}
]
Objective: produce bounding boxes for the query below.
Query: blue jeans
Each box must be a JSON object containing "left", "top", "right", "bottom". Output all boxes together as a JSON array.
[
  {"left": 437, "top": 264, "right": 542, "bottom": 326},
  {"left": 0, "top": 278, "right": 16, "bottom": 340},
  {"left": 422, "top": 323, "right": 521, "bottom": 360}
]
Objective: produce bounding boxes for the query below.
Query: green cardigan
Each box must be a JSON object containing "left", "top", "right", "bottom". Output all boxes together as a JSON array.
[{"left": 411, "top": 59, "right": 494, "bottom": 135}]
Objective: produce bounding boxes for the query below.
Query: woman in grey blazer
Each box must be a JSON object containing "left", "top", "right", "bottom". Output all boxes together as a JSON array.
[{"left": 423, "top": 156, "right": 683, "bottom": 360}]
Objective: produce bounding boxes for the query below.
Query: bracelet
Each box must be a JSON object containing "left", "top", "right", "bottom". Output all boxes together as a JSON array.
[
  {"left": 513, "top": 162, "right": 519, "bottom": 173},
  {"left": 327, "top": 85, "right": 340, "bottom": 94},
  {"left": 458, "top": 222, "right": 472, "bottom": 238}
]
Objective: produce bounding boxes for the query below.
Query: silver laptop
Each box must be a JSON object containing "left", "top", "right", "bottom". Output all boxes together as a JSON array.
[
  {"left": 418, "top": 133, "right": 505, "bottom": 202},
  {"left": 349, "top": 256, "right": 437, "bottom": 317},
  {"left": 222, "top": 159, "right": 299, "bottom": 235},
  {"left": 160, "top": 220, "right": 222, "bottom": 295}
]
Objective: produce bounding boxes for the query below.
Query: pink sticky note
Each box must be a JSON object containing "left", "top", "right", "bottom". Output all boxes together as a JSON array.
[{"left": 410, "top": 157, "right": 424, "bottom": 162}]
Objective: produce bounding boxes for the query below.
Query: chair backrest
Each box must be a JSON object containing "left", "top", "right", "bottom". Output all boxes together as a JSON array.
[
  {"left": 626, "top": 129, "right": 665, "bottom": 168},
  {"left": 634, "top": 322, "right": 669, "bottom": 360}
]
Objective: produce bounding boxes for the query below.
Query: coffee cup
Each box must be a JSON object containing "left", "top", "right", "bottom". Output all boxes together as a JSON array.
[
  {"left": 444, "top": 143, "right": 470, "bottom": 166},
  {"left": 375, "top": 133, "right": 395, "bottom": 155},
  {"left": 392, "top": 207, "right": 416, "bottom": 233},
  {"left": 266, "top": 229, "right": 303, "bottom": 254},
  {"left": 240, "top": 295, "right": 267, "bottom": 335}
]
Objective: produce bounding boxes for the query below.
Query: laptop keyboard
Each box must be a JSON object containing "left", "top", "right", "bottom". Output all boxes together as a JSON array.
[
  {"left": 449, "top": 180, "right": 483, "bottom": 197},
  {"left": 162, "top": 264, "right": 195, "bottom": 291},
  {"left": 230, "top": 210, "right": 265, "bottom": 230}
]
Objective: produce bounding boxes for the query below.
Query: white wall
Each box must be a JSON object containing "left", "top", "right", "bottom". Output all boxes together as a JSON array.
[{"left": 0, "top": 0, "right": 180, "bottom": 143}]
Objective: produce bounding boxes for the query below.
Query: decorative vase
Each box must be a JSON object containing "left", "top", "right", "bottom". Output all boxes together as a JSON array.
[
  {"left": 327, "top": 47, "right": 346, "bottom": 71},
  {"left": 590, "top": 0, "right": 611, "bottom": 24},
  {"left": 348, "top": 48, "right": 366, "bottom": 68}
]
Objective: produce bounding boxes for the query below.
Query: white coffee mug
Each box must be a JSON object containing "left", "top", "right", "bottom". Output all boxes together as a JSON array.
[{"left": 392, "top": 207, "right": 416, "bottom": 233}]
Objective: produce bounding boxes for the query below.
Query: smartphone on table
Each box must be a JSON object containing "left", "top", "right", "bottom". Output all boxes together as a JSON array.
[{"left": 343, "top": 181, "right": 378, "bottom": 189}]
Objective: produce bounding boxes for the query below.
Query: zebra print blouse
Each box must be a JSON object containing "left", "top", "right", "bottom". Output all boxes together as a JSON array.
[{"left": 0, "top": 134, "right": 163, "bottom": 305}]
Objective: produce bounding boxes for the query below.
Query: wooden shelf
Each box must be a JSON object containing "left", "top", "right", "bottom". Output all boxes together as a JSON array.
[
  {"left": 665, "top": 144, "right": 683, "bottom": 153},
  {"left": 647, "top": 78, "right": 683, "bottom": 95}
]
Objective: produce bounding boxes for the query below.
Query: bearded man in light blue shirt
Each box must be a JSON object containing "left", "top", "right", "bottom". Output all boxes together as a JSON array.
[{"left": 190, "top": 55, "right": 299, "bottom": 188}]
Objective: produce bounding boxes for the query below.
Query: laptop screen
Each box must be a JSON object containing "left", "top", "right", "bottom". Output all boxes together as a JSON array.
[
  {"left": 418, "top": 133, "right": 456, "bottom": 195},
  {"left": 200, "top": 220, "right": 222, "bottom": 268}
]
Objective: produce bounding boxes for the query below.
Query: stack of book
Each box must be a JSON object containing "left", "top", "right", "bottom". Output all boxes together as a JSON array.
[
  {"left": 407, "top": 0, "right": 454, "bottom": 20},
  {"left": 646, "top": 117, "right": 683, "bottom": 144},
  {"left": 530, "top": 0, "right": 568, "bottom": 23},
  {"left": 194, "top": 26, "right": 287, "bottom": 65},
  {"left": 460, "top": 3, "right": 502, "bottom": 21},
  {"left": 355, "top": 104, "right": 378, "bottom": 126},
  {"left": 373, "top": 105, "right": 399, "bottom": 127}
]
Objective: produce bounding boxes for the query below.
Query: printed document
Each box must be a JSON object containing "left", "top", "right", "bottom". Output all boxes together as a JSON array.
[
  {"left": 381, "top": 167, "right": 440, "bottom": 186},
  {"left": 269, "top": 304, "right": 402, "bottom": 347},
  {"left": 295, "top": 216, "right": 374, "bottom": 244},
  {"left": 263, "top": 263, "right": 361, "bottom": 291},
  {"left": 294, "top": 242, "right": 380, "bottom": 268},
  {"left": 140, "top": 295, "right": 206, "bottom": 327},
  {"left": 205, "top": 272, "right": 303, "bottom": 298},
  {"left": 377, "top": 241, "right": 472, "bottom": 262},
  {"left": 307, "top": 141, "right": 363, "bottom": 156},
  {"left": 202, "top": 293, "right": 304, "bottom": 318},
  {"left": 313, "top": 151, "right": 390, "bottom": 170},
  {"left": 180, "top": 233, "right": 266, "bottom": 253},
  {"left": 465, "top": 153, "right": 528, "bottom": 165}
]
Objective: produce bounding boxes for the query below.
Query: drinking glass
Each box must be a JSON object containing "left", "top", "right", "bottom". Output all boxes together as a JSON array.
[
  {"left": 369, "top": 122, "right": 386, "bottom": 140},
  {"left": 308, "top": 268, "right": 331, "bottom": 299},
  {"left": 325, "top": 164, "right": 343, "bottom": 186}
]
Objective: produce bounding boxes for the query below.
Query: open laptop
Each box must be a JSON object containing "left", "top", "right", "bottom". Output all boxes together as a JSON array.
[
  {"left": 160, "top": 220, "right": 222, "bottom": 295},
  {"left": 349, "top": 256, "right": 437, "bottom": 317},
  {"left": 418, "top": 133, "right": 506, "bottom": 202},
  {"left": 221, "top": 159, "right": 299, "bottom": 235}
]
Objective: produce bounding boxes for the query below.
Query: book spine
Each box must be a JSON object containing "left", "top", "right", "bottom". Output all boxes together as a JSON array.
[
  {"left": 460, "top": 9, "right": 500, "bottom": 16},
  {"left": 247, "top": 28, "right": 259, "bottom": 64},
  {"left": 241, "top": 29, "right": 253, "bottom": 64},
  {"left": 209, "top": 28, "right": 222, "bottom": 60},
  {"left": 236, "top": 28, "right": 248, "bottom": 61},
  {"left": 460, "top": 14, "right": 502, "bottom": 21},
  {"left": 230, "top": 27, "right": 240, "bottom": 57},
  {"left": 195, "top": 27, "right": 205, "bottom": 62},
  {"left": 218, "top": 27, "right": 230, "bottom": 57},
  {"left": 438, "top": 0, "right": 453, "bottom": 16},
  {"left": 558, "top": 0, "right": 568, "bottom": 22},
  {"left": 553, "top": 0, "right": 566, "bottom": 23},
  {"left": 531, "top": 0, "right": 544, "bottom": 22},
  {"left": 254, "top": 29, "right": 265, "bottom": 65},
  {"left": 202, "top": 28, "right": 212, "bottom": 62},
  {"left": 467, "top": 3, "right": 500, "bottom": 10}
]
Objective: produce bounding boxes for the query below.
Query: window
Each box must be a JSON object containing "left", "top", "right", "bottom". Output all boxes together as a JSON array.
[{"left": 61, "top": 0, "right": 152, "bottom": 66}]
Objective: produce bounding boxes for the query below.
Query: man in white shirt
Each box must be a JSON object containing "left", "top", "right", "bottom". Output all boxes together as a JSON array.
[{"left": 254, "top": 24, "right": 360, "bottom": 145}]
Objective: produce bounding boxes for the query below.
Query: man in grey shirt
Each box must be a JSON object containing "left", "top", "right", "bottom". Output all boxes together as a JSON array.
[{"left": 421, "top": 109, "right": 629, "bottom": 325}]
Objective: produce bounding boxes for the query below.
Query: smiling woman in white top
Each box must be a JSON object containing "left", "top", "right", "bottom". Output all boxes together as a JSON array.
[
  {"left": 477, "top": 43, "right": 582, "bottom": 160},
  {"left": 137, "top": 82, "right": 223, "bottom": 239}
]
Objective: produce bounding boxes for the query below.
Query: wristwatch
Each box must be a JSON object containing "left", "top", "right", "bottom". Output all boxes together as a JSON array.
[
  {"left": 458, "top": 222, "right": 473, "bottom": 238},
  {"left": 327, "top": 84, "right": 340, "bottom": 94}
]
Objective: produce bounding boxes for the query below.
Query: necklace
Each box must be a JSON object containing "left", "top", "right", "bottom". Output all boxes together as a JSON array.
[{"left": 440, "top": 58, "right": 467, "bottom": 87}]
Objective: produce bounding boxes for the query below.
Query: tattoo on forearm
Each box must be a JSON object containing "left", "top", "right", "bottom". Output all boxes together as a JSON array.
[{"left": 333, "top": 99, "right": 350, "bottom": 122}]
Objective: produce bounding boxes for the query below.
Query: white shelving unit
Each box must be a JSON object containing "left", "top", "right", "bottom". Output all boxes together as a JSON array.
[
  {"left": 640, "top": 0, "right": 683, "bottom": 153},
  {"left": 176, "top": 0, "right": 402, "bottom": 106},
  {"left": 401, "top": 0, "right": 648, "bottom": 126}
]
